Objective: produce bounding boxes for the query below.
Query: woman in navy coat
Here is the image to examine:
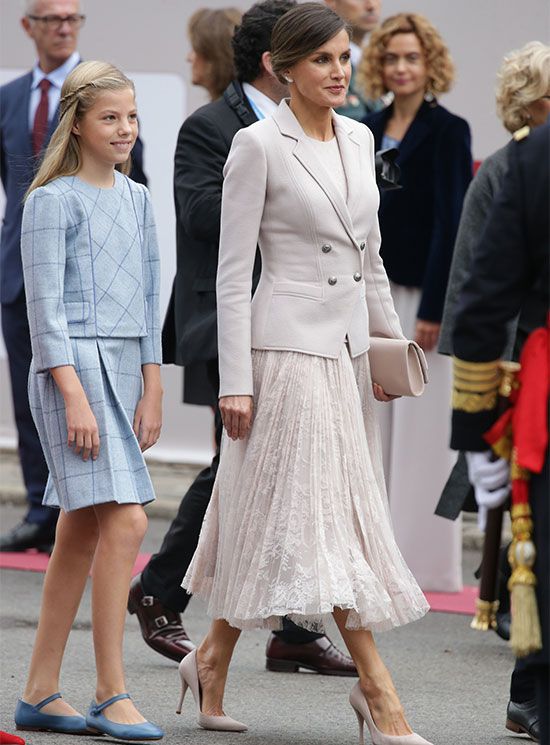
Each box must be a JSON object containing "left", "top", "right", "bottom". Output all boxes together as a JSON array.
[{"left": 360, "top": 13, "right": 472, "bottom": 592}]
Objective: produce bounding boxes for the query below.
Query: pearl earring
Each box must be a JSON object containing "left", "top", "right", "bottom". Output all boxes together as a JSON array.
[{"left": 284, "top": 76, "right": 294, "bottom": 83}]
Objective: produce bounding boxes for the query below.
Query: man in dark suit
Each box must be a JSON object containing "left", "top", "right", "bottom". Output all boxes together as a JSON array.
[
  {"left": 451, "top": 122, "right": 549, "bottom": 745},
  {"left": 128, "top": 0, "right": 356, "bottom": 677},
  {"left": 0, "top": 0, "right": 146, "bottom": 553}
]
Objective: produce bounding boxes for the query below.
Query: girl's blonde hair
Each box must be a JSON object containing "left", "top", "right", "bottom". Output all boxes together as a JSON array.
[
  {"left": 27, "top": 61, "right": 135, "bottom": 196},
  {"left": 357, "top": 13, "right": 454, "bottom": 100},
  {"left": 496, "top": 41, "right": 550, "bottom": 133}
]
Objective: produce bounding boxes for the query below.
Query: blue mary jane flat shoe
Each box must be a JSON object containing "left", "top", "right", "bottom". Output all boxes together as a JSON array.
[
  {"left": 86, "top": 693, "right": 164, "bottom": 741},
  {"left": 15, "top": 692, "right": 99, "bottom": 735}
]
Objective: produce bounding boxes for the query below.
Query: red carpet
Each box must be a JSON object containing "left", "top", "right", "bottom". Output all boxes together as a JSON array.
[
  {"left": 1, "top": 551, "right": 477, "bottom": 615},
  {"left": 0, "top": 551, "right": 151, "bottom": 576}
]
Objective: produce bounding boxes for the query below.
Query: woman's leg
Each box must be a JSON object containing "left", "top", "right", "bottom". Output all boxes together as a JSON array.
[
  {"left": 91, "top": 502, "right": 148, "bottom": 724},
  {"left": 333, "top": 608, "right": 413, "bottom": 736},
  {"left": 22, "top": 507, "right": 99, "bottom": 715},
  {"left": 197, "top": 620, "right": 241, "bottom": 715}
]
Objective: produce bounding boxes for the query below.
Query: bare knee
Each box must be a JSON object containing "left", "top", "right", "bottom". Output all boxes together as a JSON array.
[
  {"left": 96, "top": 504, "right": 148, "bottom": 551},
  {"left": 55, "top": 509, "right": 99, "bottom": 559}
]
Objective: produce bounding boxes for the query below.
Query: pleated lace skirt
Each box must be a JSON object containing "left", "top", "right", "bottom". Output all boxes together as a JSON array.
[{"left": 182, "top": 346, "right": 429, "bottom": 632}]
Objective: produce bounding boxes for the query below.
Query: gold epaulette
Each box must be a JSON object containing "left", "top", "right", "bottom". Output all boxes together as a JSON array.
[
  {"left": 452, "top": 357, "right": 501, "bottom": 412},
  {"left": 513, "top": 126, "right": 530, "bottom": 142}
]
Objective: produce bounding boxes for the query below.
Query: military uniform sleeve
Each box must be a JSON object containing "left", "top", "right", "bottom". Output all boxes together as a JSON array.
[{"left": 451, "top": 138, "right": 535, "bottom": 451}]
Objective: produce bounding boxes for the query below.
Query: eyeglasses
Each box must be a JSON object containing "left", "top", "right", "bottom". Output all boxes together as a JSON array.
[{"left": 27, "top": 14, "right": 86, "bottom": 30}]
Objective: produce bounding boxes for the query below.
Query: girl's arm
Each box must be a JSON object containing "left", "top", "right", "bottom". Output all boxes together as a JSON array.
[
  {"left": 133, "top": 363, "right": 163, "bottom": 452},
  {"left": 21, "top": 189, "right": 75, "bottom": 371},
  {"left": 139, "top": 187, "right": 162, "bottom": 366},
  {"left": 134, "top": 186, "right": 163, "bottom": 451},
  {"left": 50, "top": 365, "right": 99, "bottom": 462}
]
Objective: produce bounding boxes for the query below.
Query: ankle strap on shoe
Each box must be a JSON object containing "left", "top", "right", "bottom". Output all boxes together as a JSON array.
[
  {"left": 90, "top": 693, "right": 131, "bottom": 715},
  {"left": 35, "top": 692, "right": 62, "bottom": 711}
]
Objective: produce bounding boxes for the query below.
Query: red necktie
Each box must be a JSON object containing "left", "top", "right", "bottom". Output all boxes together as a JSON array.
[{"left": 32, "top": 78, "right": 51, "bottom": 155}]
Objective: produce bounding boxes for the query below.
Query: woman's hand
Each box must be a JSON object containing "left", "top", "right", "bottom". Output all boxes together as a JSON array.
[
  {"left": 219, "top": 395, "right": 254, "bottom": 440},
  {"left": 414, "top": 319, "right": 440, "bottom": 351},
  {"left": 373, "top": 383, "right": 400, "bottom": 402}
]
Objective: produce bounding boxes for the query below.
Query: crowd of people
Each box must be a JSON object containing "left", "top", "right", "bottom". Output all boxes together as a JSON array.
[{"left": 0, "top": 0, "right": 548, "bottom": 743}]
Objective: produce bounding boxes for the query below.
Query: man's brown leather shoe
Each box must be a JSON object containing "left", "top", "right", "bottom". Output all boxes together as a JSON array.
[
  {"left": 265, "top": 633, "right": 357, "bottom": 676},
  {"left": 127, "top": 574, "right": 195, "bottom": 662}
]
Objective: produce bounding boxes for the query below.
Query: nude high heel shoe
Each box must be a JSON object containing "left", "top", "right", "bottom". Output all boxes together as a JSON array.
[
  {"left": 176, "top": 649, "right": 248, "bottom": 732},
  {"left": 349, "top": 683, "right": 433, "bottom": 745}
]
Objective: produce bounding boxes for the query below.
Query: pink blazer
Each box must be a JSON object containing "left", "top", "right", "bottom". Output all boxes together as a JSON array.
[{"left": 217, "top": 99, "right": 404, "bottom": 397}]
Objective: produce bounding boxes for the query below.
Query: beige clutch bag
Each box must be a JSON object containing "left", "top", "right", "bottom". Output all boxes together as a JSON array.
[{"left": 368, "top": 338, "right": 428, "bottom": 397}]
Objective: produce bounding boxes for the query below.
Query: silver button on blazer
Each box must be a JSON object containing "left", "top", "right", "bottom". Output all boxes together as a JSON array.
[{"left": 217, "top": 99, "right": 404, "bottom": 398}]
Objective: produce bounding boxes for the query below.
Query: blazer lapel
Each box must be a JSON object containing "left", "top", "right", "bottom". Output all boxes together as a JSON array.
[
  {"left": 13, "top": 73, "right": 33, "bottom": 158},
  {"left": 392, "top": 101, "right": 433, "bottom": 166},
  {"left": 273, "top": 100, "right": 359, "bottom": 248}
]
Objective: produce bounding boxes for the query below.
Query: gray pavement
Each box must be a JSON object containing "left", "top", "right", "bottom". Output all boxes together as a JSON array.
[{"left": 0, "top": 500, "right": 521, "bottom": 745}]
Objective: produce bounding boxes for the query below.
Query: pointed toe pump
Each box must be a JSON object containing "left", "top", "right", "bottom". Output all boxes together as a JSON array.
[
  {"left": 15, "top": 693, "right": 98, "bottom": 735},
  {"left": 177, "top": 649, "right": 248, "bottom": 732},
  {"left": 86, "top": 693, "right": 164, "bottom": 741},
  {"left": 349, "top": 683, "right": 433, "bottom": 745}
]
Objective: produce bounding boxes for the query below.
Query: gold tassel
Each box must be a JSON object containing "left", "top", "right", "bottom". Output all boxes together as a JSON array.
[
  {"left": 508, "top": 503, "right": 543, "bottom": 657},
  {"left": 470, "top": 599, "right": 499, "bottom": 631}
]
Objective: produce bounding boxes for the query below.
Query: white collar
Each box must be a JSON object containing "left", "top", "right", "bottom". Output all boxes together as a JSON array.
[
  {"left": 32, "top": 51, "right": 80, "bottom": 90},
  {"left": 242, "top": 82, "right": 279, "bottom": 119}
]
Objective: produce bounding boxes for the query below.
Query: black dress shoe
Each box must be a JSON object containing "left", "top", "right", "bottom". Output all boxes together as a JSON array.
[
  {"left": 266, "top": 633, "right": 358, "bottom": 676},
  {"left": 506, "top": 699, "right": 540, "bottom": 742},
  {"left": 494, "top": 611, "right": 511, "bottom": 641},
  {"left": 0, "top": 521, "right": 55, "bottom": 553},
  {"left": 127, "top": 573, "right": 195, "bottom": 662}
]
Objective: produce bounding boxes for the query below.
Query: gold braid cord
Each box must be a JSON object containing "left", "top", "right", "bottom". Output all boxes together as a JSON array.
[
  {"left": 508, "top": 466, "right": 543, "bottom": 657},
  {"left": 452, "top": 357, "right": 501, "bottom": 413}
]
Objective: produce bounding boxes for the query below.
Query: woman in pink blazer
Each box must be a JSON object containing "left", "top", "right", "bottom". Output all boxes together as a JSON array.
[{"left": 179, "top": 5, "right": 432, "bottom": 744}]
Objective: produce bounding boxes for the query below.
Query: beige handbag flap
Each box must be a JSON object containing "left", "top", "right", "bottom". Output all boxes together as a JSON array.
[{"left": 368, "top": 337, "right": 429, "bottom": 397}]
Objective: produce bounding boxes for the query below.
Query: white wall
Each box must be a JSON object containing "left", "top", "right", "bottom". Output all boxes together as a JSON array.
[{"left": 1, "top": 0, "right": 549, "bottom": 464}]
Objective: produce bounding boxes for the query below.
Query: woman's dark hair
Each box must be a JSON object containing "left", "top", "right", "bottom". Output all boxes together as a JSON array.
[
  {"left": 233, "top": 0, "right": 296, "bottom": 83},
  {"left": 271, "top": 2, "right": 350, "bottom": 84}
]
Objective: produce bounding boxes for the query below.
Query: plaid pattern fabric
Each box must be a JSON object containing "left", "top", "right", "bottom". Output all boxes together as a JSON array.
[
  {"left": 22, "top": 172, "right": 161, "bottom": 510},
  {"left": 29, "top": 337, "right": 156, "bottom": 511},
  {"left": 21, "top": 172, "right": 161, "bottom": 372}
]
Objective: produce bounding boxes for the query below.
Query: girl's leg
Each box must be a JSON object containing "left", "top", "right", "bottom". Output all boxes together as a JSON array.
[
  {"left": 22, "top": 508, "right": 99, "bottom": 715},
  {"left": 92, "top": 502, "right": 148, "bottom": 724},
  {"left": 332, "top": 608, "right": 413, "bottom": 737},
  {"left": 197, "top": 620, "right": 241, "bottom": 716}
]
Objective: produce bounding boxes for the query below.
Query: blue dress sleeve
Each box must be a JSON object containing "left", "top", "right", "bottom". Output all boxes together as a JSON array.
[
  {"left": 139, "top": 187, "right": 162, "bottom": 365},
  {"left": 21, "top": 189, "right": 75, "bottom": 372}
]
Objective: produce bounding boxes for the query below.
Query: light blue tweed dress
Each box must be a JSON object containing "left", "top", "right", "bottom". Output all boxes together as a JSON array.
[{"left": 21, "top": 171, "right": 162, "bottom": 512}]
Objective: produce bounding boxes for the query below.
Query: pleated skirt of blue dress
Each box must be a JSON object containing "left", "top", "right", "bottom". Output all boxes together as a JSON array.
[{"left": 28, "top": 337, "right": 156, "bottom": 512}]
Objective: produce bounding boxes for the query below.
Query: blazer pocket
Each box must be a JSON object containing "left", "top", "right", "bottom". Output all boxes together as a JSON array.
[
  {"left": 272, "top": 281, "right": 323, "bottom": 300},
  {"left": 65, "top": 301, "right": 90, "bottom": 324}
]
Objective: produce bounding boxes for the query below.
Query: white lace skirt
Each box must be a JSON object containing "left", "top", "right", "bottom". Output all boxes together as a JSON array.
[{"left": 182, "top": 346, "right": 429, "bottom": 632}]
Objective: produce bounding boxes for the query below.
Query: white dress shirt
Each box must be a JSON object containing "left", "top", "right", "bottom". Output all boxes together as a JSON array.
[
  {"left": 242, "top": 82, "right": 279, "bottom": 120},
  {"left": 28, "top": 51, "right": 80, "bottom": 131}
]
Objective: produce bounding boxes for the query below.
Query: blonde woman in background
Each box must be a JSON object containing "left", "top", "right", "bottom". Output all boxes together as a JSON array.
[
  {"left": 187, "top": 8, "right": 242, "bottom": 101},
  {"left": 360, "top": 14, "right": 472, "bottom": 593}
]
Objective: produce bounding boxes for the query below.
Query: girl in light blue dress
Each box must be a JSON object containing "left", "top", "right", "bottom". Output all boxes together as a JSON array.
[{"left": 14, "top": 61, "right": 164, "bottom": 741}]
